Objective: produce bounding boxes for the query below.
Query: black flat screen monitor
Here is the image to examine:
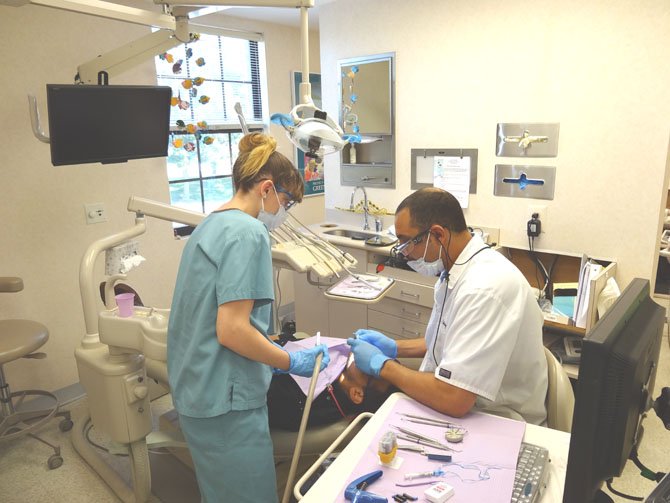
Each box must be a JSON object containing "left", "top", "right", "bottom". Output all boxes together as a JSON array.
[
  {"left": 563, "top": 278, "right": 665, "bottom": 502},
  {"left": 46, "top": 84, "right": 172, "bottom": 166}
]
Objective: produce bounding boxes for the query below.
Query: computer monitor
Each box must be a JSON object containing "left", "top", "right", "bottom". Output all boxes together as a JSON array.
[
  {"left": 563, "top": 278, "right": 665, "bottom": 502},
  {"left": 46, "top": 84, "right": 172, "bottom": 166}
]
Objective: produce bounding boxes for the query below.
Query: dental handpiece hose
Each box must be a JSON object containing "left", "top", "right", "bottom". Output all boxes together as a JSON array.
[{"left": 281, "top": 352, "right": 324, "bottom": 503}]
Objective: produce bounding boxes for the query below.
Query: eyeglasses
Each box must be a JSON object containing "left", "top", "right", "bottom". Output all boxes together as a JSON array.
[
  {"left": 275, "top": 185, "right": 297, "bottom": 210},
  {"left": 390, "top": 229, "right": 430, "bottom": 258}
]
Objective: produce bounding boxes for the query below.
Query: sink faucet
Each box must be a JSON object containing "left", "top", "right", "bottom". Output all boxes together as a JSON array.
[{"left": 350, "top": 186, "right": 370, "bottom": 230}]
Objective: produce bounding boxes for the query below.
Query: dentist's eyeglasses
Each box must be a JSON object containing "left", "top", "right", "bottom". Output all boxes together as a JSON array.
[
  {"left": 275, "top": 185, "right": 297, "bottom": 210},
  {"left": 390, "top": 229, "right": 430, "bottom": 258}
]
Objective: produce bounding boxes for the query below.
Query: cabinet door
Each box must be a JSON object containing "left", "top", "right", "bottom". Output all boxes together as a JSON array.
[
  {"left": 294, "top": 274, "right": 330, "bottom": 336},
  {"left": 328, "top": 297, "right": 368, "bottom": 339}
]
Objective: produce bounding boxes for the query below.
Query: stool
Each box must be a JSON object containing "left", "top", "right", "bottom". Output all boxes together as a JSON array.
[{"left": 0, "top": 279, "right": 73, "bottom": 469}]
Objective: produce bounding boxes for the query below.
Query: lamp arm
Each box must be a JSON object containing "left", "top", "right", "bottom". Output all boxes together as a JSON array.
[
  {"left": 299, "top": 5, "right": 311, "bottom": 105},
  {"left": 127, "top": 196, "right": 205, "bottom": 227},
  {"left": 76, "top": 23, "right": 191, "bottom": 84}
]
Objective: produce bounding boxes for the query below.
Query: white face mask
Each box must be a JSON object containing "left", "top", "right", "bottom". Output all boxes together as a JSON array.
[
  {"left": 258, "top": 185, "right": 289, "bottom": 231},
  {"left": 407, "top": 235, "right": 445, "bottom": 277}
]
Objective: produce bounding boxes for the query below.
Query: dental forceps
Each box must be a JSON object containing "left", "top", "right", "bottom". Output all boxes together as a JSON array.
[
  {"left": 398, "top": 412, "right": 464, "bottom": 430},
  {"left": 399, "top": 413, "right": 468, "bottom": 443},
  {"left": 391, "top": 425, "right": 461, "bottom": 453}
]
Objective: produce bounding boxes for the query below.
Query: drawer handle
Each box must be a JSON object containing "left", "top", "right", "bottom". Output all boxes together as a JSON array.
[
  {"left": 400, "top": 290, "right": 420, "bottom": 299},
  {"left": 400, "top": 308, "right": 421, "bottom": 318},
  {"left": 401, "top": 327, "right": 420, "bottom": 337}
]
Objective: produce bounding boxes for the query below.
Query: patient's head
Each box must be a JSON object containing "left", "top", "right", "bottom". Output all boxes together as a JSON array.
[{"left": 330, "top": 354, "right": 392, "bottom": 416}]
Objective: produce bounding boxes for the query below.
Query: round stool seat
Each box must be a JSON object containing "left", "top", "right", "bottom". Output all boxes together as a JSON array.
[{"left": 0, "top": 319, "right": 49, "bottom": 365}]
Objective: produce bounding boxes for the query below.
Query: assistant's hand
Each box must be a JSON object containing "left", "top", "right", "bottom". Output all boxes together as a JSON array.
[
  {"left": 354, "top": 329, "right": 397, "bottom": 358},
  {"left": 287, "top": 344, "right": 330, "bottom": 377},
  {"left": 347, "top": 338, "right": 391, "bottom": 378}
]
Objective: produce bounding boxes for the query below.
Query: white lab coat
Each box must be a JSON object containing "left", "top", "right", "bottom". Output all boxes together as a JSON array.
[{"left": 419, "top": 235, "right": 548, "bottom": 425}]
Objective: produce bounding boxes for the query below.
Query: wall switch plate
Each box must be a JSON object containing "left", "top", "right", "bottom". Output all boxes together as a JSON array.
[{"left": 85, "top": 203, "right": 107, "bottom": 224}]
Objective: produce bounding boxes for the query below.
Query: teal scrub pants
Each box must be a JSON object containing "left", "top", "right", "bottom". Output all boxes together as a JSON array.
[{"left": 179, "top": 406, "right": 278, "bottom": 503}]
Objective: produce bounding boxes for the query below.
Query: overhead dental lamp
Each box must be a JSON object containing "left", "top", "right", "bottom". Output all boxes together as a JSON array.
[{"left": 272, "top": 104, "right": 346, "bottom": 163}]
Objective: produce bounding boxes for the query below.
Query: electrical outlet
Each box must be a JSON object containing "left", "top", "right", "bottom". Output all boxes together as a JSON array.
[
  {"left": 529, "top": 205, "right": 547, "bottom": 232},
  {"left": 85, "top": 203, "right": 107, "bottom": 224}
]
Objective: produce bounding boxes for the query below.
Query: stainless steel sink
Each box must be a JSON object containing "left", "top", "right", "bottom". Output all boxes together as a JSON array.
[{"left": 323, "top": 228, "right": 378, "bottom": 240}]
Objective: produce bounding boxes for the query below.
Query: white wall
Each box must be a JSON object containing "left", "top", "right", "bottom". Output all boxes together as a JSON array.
[
  {"left": 0, "top": 4, "right": 321, "bottom": 392},
  {"left": 319, "top": 0, "right": 670, "bottom": 291}
]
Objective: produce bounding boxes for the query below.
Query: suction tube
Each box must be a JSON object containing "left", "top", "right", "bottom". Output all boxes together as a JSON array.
[{"left": 281, "top": 353, "right": 323, "bottom": 503}]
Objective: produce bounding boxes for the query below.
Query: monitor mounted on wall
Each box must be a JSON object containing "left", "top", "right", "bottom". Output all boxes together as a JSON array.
[{"left": 46, "top": 84, "right": 172, "bottom": 166}]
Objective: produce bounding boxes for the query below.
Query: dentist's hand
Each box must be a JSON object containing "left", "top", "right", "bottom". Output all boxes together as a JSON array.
[
  {"left": 347, "top": 338, "right": 391, "bottom": 378},
  {"left": 354, "top": 329, "right": 397, "bottom": 358},
  {"left": 286, "top": 344, "right": 330, "bottom": 377}
]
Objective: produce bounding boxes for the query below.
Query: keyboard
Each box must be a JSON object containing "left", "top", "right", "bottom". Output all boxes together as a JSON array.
[{"left": 511, "top": 442, "right": 550, "bottom": 503}]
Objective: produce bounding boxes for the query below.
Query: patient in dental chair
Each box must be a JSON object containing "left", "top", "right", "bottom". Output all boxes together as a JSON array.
[{"left": 267, "top": 337, "right": 396, "bottom": 431}]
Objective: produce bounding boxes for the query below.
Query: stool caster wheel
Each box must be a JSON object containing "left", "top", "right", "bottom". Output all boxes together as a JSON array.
[
  {"left": 59, "top": 418, "right": 73, "bottom": 432},
  {"left": 48, "top": 454, "right": 63, "bottom": 470}
]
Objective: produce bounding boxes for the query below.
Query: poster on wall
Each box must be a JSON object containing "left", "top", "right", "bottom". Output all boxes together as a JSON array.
[{"left": 292, "top": 71, "right": 324, "bottom": 196}]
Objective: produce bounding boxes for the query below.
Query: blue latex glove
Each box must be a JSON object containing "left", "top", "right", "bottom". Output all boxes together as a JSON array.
[
  {"left": 286, "top": 344, "right": 330, "bottom": 377},
  {"left": 347, "top": 338, "right": 391, "bottom": 378},
  {"left": 354, "top": 329, "right": 398, "bottom": 359}
]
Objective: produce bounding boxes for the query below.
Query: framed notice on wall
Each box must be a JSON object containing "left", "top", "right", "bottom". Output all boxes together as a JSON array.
[{"left": 292, "top": 71, "right": 324, "bottom": 196}]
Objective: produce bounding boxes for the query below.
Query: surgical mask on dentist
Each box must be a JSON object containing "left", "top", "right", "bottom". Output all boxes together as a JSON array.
[
  {"left": 407, "top": 234, "right": 445, "bottom": 277},
  {"left": 258, "top": 185, "right": 288, "bottom": 231}
]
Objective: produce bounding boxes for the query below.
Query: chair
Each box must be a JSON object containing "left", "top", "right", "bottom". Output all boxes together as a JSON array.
[
  {"left": 544, "top": 346, "right": 575, "bottom": 433},
  {"left": 0, "top": 277, "right": 72, "bottom": 469}
]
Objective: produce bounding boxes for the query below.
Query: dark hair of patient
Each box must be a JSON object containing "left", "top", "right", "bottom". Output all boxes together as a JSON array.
[
  {"left": 396, "top": 187, "right": 467, "bottom": 233},
  {"left": 329, "top": 378, "right": 390, "bottom": 417}
]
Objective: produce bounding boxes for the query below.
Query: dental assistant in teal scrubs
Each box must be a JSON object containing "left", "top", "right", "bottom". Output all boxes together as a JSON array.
[{"left": 167, "top": 132, "right": 330, "bottom": 503}]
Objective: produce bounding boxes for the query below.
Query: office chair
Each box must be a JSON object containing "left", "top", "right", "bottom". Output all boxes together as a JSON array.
[
  {"left": 0, "top": 276, "right": 73, "bottom": 469},
  {"left": 543, "top": 346, "right": 575, "bottom": 433}
]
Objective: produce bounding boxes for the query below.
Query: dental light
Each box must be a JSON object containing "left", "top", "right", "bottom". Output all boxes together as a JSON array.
[{"left": 272, "top": 103, "right": 346, "bottom": 164}]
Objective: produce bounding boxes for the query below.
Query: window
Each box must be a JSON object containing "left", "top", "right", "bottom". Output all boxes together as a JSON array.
[{"left": 155, "top": 33, "right": 265, "bottom": 227}]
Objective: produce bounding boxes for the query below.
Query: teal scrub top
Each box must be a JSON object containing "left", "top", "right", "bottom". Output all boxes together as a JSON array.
[{"left": 167, "top": 209, "right": 275, "bottom": 418}]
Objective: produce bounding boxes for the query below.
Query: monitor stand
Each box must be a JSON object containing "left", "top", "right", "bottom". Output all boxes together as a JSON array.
[{"left": 594, "top": 490, "right": 614, "bottom": 503}]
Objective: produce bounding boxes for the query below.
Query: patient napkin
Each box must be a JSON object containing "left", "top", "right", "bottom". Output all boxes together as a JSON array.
[{"left": 283, "top": 336, "right": 350, "bottom": 398}]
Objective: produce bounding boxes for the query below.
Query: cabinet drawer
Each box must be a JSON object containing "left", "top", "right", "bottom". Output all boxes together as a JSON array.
[
  {"left": 368, "top": 296, "right": 432, "bottom": 324},
  {"left": 368, "top": 310, "right": 427, "bottom": 340},
  {"left": 386, "top": 281, "right": 434, "bottom": 308}
]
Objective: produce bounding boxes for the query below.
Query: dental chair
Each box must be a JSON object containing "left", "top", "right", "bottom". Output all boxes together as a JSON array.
[
  {"left": 0, "top": 276, "right": 73, "bottom": 469},
  {"left": 544, "top": 346, "right": 575, "bottom": 433}
]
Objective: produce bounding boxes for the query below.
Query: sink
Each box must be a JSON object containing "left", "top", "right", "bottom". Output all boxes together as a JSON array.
[{"left": 323, "top": 229, "right": 379, "bottom": 240}]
